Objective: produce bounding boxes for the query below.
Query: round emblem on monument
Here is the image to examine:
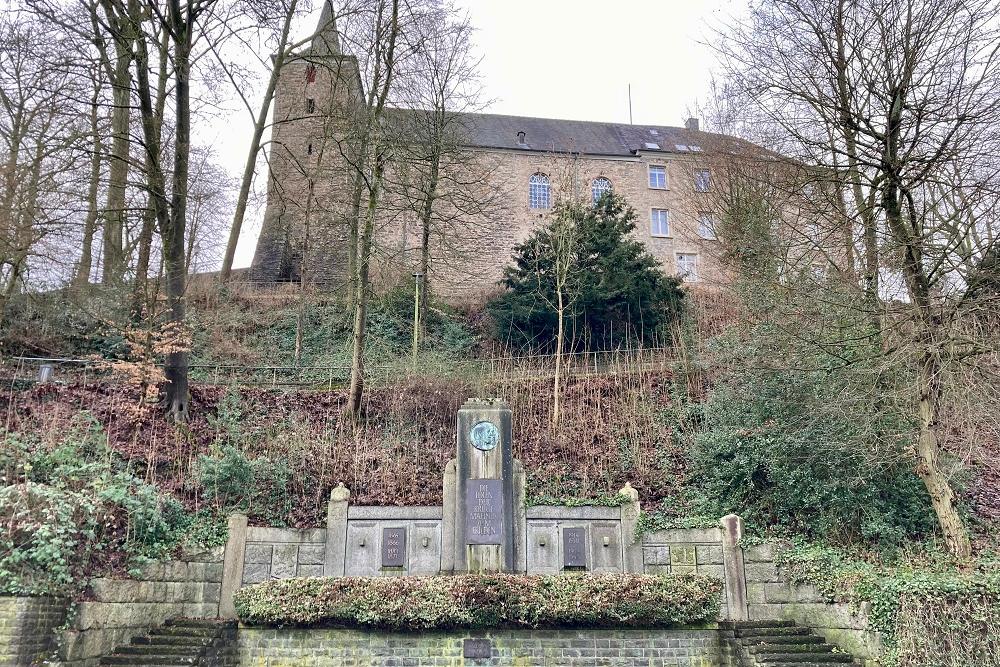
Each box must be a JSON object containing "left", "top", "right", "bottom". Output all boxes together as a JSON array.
[{"left": 469, "top": 420, "right": 500, "bottom": 451}]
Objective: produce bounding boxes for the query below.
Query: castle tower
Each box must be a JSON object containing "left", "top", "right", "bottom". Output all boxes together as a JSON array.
[{"left": 250, "top": 1, "right": 360, "bottom": 285}]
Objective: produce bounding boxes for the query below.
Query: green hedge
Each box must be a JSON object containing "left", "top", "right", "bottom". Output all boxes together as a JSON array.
[{"left": 235, "top": 573, "right": 722, "bottom": 630}]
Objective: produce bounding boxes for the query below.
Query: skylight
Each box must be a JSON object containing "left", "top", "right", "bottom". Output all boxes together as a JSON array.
[
  {"left": 675, "top": 144, "right": 691, "bottom": 152},
  {"left": 644, "top": 142, "right": 660, "bottom": 150}
]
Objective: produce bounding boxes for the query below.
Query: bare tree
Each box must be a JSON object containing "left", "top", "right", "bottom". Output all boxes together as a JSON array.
[{"left": 713, "top": 0, "right": 1000, "bottom": 556}]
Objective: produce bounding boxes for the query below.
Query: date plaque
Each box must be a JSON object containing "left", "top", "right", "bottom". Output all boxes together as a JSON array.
[
  {"left": 381, "top": 527, "right": 406, "bottom": 567},
  {"left": 563, "top": 527, "right": 586, "bottom": 568}
]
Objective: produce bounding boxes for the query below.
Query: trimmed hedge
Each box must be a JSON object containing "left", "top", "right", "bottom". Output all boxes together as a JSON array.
[{"left": 235, "top": 573, "right": 722, "bottom": 630}]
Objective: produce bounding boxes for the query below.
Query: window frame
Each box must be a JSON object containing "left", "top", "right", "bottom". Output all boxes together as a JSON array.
[
  {"left": 528, "top": 172, "right": 551, "bottom": 210},
  {"left": 694, "top": 169, "right": 711, "bottom": 192},
  {"left": 650, "top": 208, "right": 671, "bottom": 237},
  {"left": 306, "top": 98, "right": 316, "bottom": 114},
  {"left": 676, "top": 252, "right": 700, "bottom": 282},
  {"left": 591, "top": 177, "right": 613, "bottom": 204},
  {"left": 697, "top": 212, "right": 717, "bottom": 240},
  {"left": 648, "top": 164, "right": 667, "bottom": 190},
  {"left": 305, "top": 64, "right": 317, "bottom": 83}
]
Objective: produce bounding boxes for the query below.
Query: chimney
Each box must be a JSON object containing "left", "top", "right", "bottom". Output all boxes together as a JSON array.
[{"left": 685, "top": 117, "right": 700, "bottom": 131}]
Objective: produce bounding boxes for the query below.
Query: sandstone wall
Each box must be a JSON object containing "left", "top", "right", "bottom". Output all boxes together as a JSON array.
[
  {"left": 236, "top": 627, "right": 724, "bottom": 666},
  {"left": 58, "top": 548, "right": 224, "bottom": 667},
  {"left": 743, "top": 543, "right": 882, "bottom": 665},
  {"left": 0, "top": 596, "right": 66, "bottom": 666}
]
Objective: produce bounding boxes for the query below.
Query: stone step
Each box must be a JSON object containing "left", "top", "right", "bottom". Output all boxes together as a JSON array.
[
  {"left": 721, "top": 620, "right": 798, "bottom": 629},
  {"left": 742, "top": 635, "right": 825, "bottom": 646},
  {"left": 749, "top": 644, "right": 834, "bottom": 654},
  {"left": 149, "top": 625, "right": 221, "bottom": 638},
  {"left": 115, "top": 645, "right": 204, "bottom": 657},
  {"left": 100, "top": 656, "right": 200, "bottom": 666},
  {"left": 163, "top": 617, "right": 234, "bottom": 628},
  {"left": 755, "top": 652, "right": 854, "bottom": 663},
  {"left": 736, "top": 626, "right": 814, "bottom": 638},
  {"left": 132, "top": 634, "right": 213, "bottom": 647}
]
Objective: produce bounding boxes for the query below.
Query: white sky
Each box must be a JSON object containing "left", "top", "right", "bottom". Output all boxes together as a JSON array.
[{"left": 218, "top": 0, "right": 747, "bottom": 268}]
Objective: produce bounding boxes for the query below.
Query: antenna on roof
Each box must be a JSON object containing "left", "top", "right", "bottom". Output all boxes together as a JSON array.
[{"left": 628, "top": 84, "right": 633, "bottom": 125}]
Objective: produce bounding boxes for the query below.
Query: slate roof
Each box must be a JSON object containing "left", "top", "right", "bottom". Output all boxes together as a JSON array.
[{"left": 445, "top": 111, "right": 750, "bottom": 157}]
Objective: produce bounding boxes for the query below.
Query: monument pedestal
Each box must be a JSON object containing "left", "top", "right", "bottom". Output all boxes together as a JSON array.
[{"left": 443, "top": 399, "right": 524, "bottom": 573}]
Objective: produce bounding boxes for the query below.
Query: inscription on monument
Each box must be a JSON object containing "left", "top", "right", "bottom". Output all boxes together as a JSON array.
[
  {"left": 381, "top": 527, "right": 406, "bottom": 567},
  {"left": 465, "top": 478, "right": 503, "bottom": 545},
  {"left": 563, "top": 527, "right": 586, "bottom": 568}
]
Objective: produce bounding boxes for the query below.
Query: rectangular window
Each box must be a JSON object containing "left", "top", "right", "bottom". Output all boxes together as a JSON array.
[
  {"left": 651, "top": 209, "right": 670, "bottom": 237},
  {"left": 676, "top": 253, "right": 699, "bottom": 281},
  {"left": 306, "top": 98, "right": 316, "bottom": 114},
  {"left": 698, "top": 212, "right": 717, "bottom": 240},
  {"left": 305, "top": 64, "right": 317, "bottom": 83},
  {"left": 694, "top": 169, "right": 711, "bottom": 192},
  {"left": 648, "top": 165, "right": 667, "bottom": 189}
]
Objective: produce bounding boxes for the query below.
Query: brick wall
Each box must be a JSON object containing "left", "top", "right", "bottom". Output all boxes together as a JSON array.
[
  {"left": 236, "top": 627, "right": 724, "bottom": 666},
  {"left": 0, "top": 596, "right": 65, "bottom": 666},
  {"left": 58, "top": 548, "right": 225, "bottom": 667},
  {"left": 743, "top": 543, "right": 882, "bottom": 664}
]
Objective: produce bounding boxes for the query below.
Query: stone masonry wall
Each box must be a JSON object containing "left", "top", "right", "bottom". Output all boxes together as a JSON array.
[
  {"left": 236, "top": 627, "right": 724, "bottom": 666},
  {"left": 643, "top": 528, "right": 730, "bottom": 620},
  {"left": 743, "top": 543, "right": 882, "bottom": 665},
  {"left": 0, "top": 596, "right": 66, "bottom": 666},
  {"left": 58, "top": 547, "right": 224, "bottom": 667}
]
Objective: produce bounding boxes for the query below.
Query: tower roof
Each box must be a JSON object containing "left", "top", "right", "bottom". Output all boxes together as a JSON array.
[{"left": 310, "top": 0, "right": 341, "bottom": 55}]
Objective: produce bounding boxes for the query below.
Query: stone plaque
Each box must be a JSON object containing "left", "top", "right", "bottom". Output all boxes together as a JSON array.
[
  {"left": 381, "top": 527, "right": 406, "bottom": 567},
  {"left": 466, "top": 479, "right": 503, "bottom": 544},
  {"left": 563, "top": 527, "right": 586, "bottom": 568},
  {"left": 463, "top": 638, "right": 492, "bottom": 659}
]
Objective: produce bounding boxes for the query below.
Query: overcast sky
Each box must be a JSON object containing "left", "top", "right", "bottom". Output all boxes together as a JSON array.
[{"left": 220, "top": 0, "right": 748, "bottom": 268}]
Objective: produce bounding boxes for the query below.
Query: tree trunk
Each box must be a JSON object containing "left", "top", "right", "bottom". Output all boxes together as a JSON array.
[
  {"left": 552, "top": 288, "right": 564, "bottom": 428},
  {"left": 347, "top": 156, "right": 384, "bottom": 417},
  {"left": 220, "top": 0, "right": 298, "bottom": 282},
  {"left": 417, "top": 152, "right": 440, "bottom": 323},
  {"left": 915, "top": 347, "right": 971, "bottom": 557},
  {"left": 131, "top": 26, "right": 168, "bottom": 319},
  {"left": 75, "top": 94, "right": 103, "bottom": 288},
  {"left": 100, "top": 16, "right": 132, "bottom": 285},
  {"left": 163, "top": 0, "right": 192, "bottom": 422}
]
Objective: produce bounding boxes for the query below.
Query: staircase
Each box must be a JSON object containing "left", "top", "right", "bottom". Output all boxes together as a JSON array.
[
  {"left": 98, "top": 618, "right": 236, "bottom": 666},
  {"left": 720, "top": 620, "right": 860, "bottom": 667}
]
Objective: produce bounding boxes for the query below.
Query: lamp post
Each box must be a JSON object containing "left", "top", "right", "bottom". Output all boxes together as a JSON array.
[{"left": 412, "top": 271, "right": 424, "bottom": 361}]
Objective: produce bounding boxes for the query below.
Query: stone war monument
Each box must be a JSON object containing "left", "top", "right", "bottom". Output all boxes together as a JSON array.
[{"left": 443, "top": 398, "right": 526, "bottom": 573}]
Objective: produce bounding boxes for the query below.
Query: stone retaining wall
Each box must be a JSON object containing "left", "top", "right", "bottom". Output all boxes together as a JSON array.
[
  {"left": 743, "top": 543, "right": 882, "bottom": 664},
  {"left": 236, "top": 627, "right": 724, "bottom": 666},
  {"left": 0, "top": 596, "right": 66, "bottom": 666},
  {"left": 59, "top": 547, "right": 225, "bottom": 667}
]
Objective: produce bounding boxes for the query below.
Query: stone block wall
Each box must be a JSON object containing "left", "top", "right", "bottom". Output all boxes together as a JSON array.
[
  {"left": 242, "top": 528, "right": 328, "bottom": 585},
  {"left": 743, "top": 543, "right": 882, "bottom": 664},
  {"left": 642, "top": 528, "right": 730, "bottom": 619},
  {"left": 0, "top": 596, "right": 66, "bottom": 666},
  {"left": 236, "top": 627, "right": 724, "bottom": 666},
  {"left": 59, "top": 548, "right": 225, "bottom": 667}
]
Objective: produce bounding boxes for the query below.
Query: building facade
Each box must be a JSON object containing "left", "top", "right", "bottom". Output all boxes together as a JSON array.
[{"left": 250, "top": 7, "right": 797, "bottom": 302}]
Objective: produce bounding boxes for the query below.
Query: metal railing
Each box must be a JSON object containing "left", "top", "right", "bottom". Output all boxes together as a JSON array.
[{"left": 3, "top": 347, "right": 676, "bottom": 390}]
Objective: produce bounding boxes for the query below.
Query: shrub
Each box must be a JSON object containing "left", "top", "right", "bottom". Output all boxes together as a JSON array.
[
  {"left": 0, "top": 414, "right": 201, "bottom": 594},
  {"left": 0, "top": 482, "right": 103, "bottom": 595},
  {"left": 690, "top": 337, "right": 935, "bottom": 545},
  {"left": 235, "top": 573, "right": 722, "bottom": 630},
  {"left": 774, "top": 541, "right": 1000, "bottom": 667},
  {"left": 488, "top": 194, "right": 685, "bottom": 352},
  {"left": 196, "top": 444, "right": 291, "bottom": 526}
]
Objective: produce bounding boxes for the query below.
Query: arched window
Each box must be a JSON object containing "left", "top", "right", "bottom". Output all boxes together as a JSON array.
[
  {"left": 591, "top": 177, "right": 612, "bottom": 204},
  {"left": 529, "top": 172, "right": 551, "bottom": 209}
]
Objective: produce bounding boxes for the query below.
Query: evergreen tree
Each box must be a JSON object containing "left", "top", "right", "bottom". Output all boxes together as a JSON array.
[{"left": 488, "top": 193, "right": 684, "bottom": 351}]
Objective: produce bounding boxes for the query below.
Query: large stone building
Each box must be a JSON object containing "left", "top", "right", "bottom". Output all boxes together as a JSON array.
[{"left": 250, "top": 6, "right": 794, "bottom": 301}]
